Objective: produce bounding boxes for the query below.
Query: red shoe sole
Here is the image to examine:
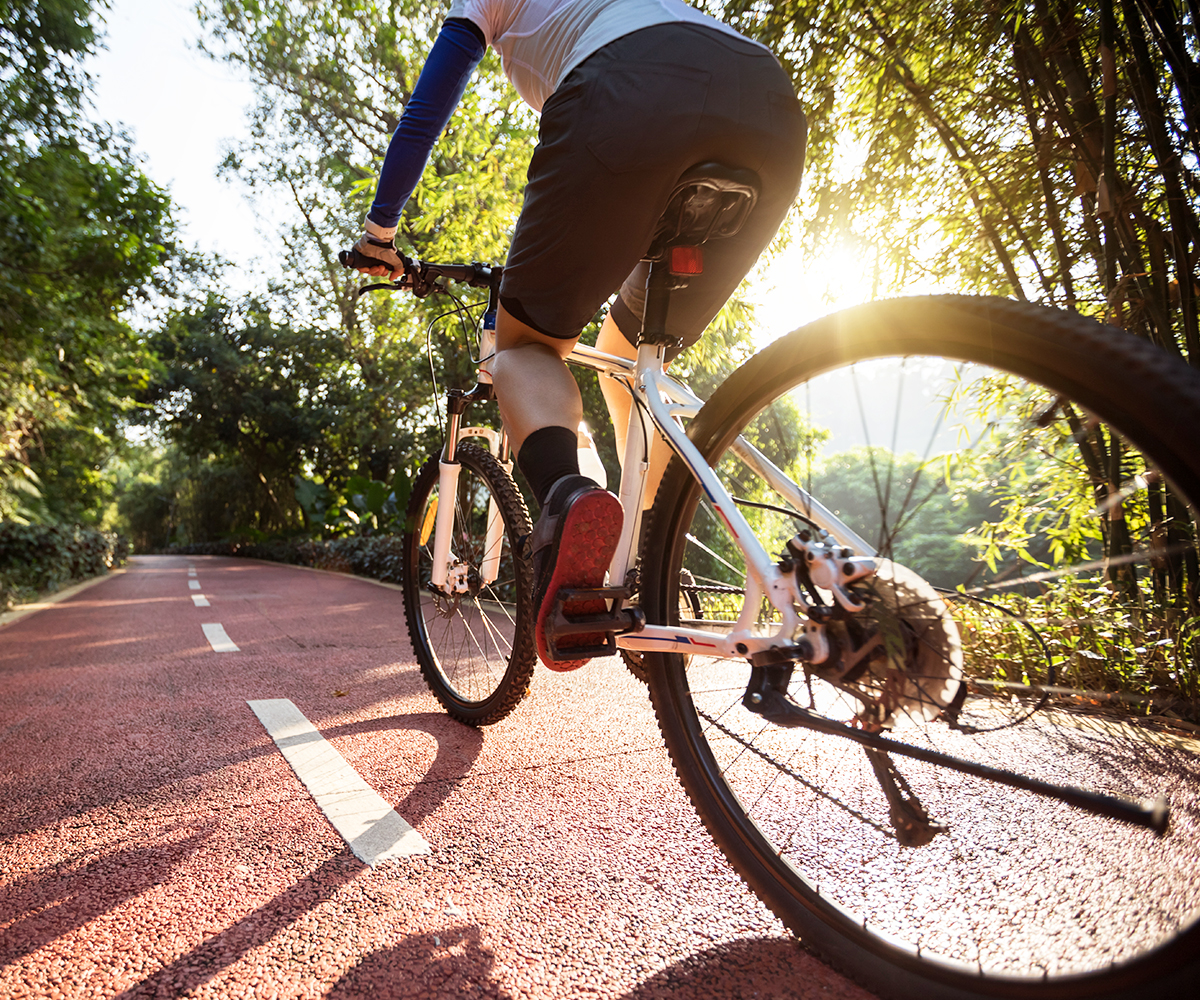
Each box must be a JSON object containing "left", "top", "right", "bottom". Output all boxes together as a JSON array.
[{"left": 536, "top": 489, "right": 623, "bottom": 671}]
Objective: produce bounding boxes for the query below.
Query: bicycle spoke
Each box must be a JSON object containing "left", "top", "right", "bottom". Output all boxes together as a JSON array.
[
  {"left": 647, "top": 310, "right": 1200, "bottom": 989},
  {"left": 404, "top": 443, "right": 534, "bottom": 725}
]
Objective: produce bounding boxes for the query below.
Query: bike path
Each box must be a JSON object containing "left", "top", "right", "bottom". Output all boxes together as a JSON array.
[{"left": 0, "top": 554, "right": 877, "bottom": 999}]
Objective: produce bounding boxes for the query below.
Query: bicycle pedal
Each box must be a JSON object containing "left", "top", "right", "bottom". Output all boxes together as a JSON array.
[{"left": 545, "top": 587, "right": 644, "bottom": 661}]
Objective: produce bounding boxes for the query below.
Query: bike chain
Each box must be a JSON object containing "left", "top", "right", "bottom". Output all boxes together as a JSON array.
[{"left": 683, "top": 583, "right": 744, "bottom": 595}]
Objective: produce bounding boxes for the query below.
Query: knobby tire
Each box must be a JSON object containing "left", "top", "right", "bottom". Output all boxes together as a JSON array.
[{"left": 641, "top": 297, "right": 1200, "bottom": 1000}]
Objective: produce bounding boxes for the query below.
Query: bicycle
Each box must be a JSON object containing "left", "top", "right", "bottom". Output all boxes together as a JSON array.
[{"left": 340, "top": 162, "right": 1200, "bottom": 1000}]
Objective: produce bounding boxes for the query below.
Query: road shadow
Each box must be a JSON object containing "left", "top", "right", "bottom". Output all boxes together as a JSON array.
[
  {"left": 621, "top": 936, "right": 873, "bottom": 998},
  {"left": 113, "top": 852, "right": 362, "bottom": 999},
  {"left": 320, "top": 712, "right": 485, "bottom": 827},
  {"left": 0, "top": 826, "right": 214, "bottom": 968},
  {"left": 328, "top": 924, "right": 514, "bottom": 1000},
  {"left": 325, "top": 932, "right": 872, "bottom": 999},
  {"left": 1, "top": 706, "right": 485, "bottom": 840},
  {"left": 4, "top": 712, "right": 481, "bottom": 995}
]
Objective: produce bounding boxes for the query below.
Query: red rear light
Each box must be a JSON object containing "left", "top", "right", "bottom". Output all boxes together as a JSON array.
[{"left": 669, "top": 245, "right": 704, "bottom": 275}]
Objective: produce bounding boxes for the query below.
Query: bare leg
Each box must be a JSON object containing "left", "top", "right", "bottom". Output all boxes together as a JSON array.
[
  {"left": 595, "top": 314, "right": 673, "bottom": 510},
  {"left": 491, "top": 304, "right": 581, "bottom": 453},
  {"left": 494, "top": 305, "right": 623, "bottom": 672},
  {"left": 595, "top": 314, "right": 635, "bottom": 460},
  {"left": 492, "top": 306, "right": 671, "bottom": 509}
]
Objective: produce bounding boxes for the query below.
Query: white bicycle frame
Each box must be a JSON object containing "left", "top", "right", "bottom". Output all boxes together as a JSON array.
[
  {"left": 567, "top": 340, "right": 873, "bottom": 661},
  {"left": 435, "top": 314, "right": 876, "bottom": 664}
]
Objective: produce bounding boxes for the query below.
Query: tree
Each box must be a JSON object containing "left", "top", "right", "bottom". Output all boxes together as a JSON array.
[
  {"left": 721, "top": 0, "right": 1194, "bottom": 327},
  {"left": 1, "top": 0, "right": 177, "bottom": 524},
  {"left": 719, "top": 0, "right": 1198, "bottom": 608},
  {"left": 144, "top": 295, "right": 345, "bottom": 535},
  {"left": 0, "top": 0, "right": 95, "bottom": 138}
]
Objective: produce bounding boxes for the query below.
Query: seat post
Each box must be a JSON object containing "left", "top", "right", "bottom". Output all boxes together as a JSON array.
[{"left": 637, "top": 258, "right": 677, "bottom": 349}]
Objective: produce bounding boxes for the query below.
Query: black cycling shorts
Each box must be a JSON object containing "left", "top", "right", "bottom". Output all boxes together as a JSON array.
[{"left": 498, "top": 22, "right": 807, "bottom": 354}]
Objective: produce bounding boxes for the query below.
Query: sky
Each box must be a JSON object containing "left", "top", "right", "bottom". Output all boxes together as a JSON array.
[
  {"left": 84, "top": 0, "right": 863, "bottom": 337},
  {"left": 86, "top": 0, "right": 277, "bottom": 280}
]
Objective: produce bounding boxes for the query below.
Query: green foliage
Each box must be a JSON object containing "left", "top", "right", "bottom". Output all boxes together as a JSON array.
[
  {"left": 144, "top": 295, "right": 345, "bottom": 533},
  {"left": 139, "top": 288, "right": 449, "bottom": 542},
  {"left": 169, "top": 457, "right": 267, "bottom": 546},
  {"left": 1, "top": 0, "right": 177, "bottom": 525},
  {"left": 167, "top": 534, "right": 408, "bottom": 584},
  {"left": 0, "top": 0, "right": 96, "bottom": 136},
  {"left": 672, "top": 293, "right": 761, "bottom": 401},
  {"left": 809, "top": 445, "right": 997, "bottom": 589},
  {"left": 340, "top": 471, "right": 404, "bottom": 532},
  {"left": 0, "top": 131, "right": 173, "bottom": 522},
  {"left": 950, "top": 580, "right": 1200, "bottom": 702},
  {"left": 198, "top": 0, "right": 534, "bottom": 320},
  {"left": 293, "top": 475, "right": 333, "bottom": 532},
  {"left": 118, "top": 475, "right": 173, "bottom": 553},
  {"left": 0, "top": 520, "right": 126, "bottom": 608},
  {"left": 721, "top": 0, "right": 1199, "bottom": 357},
  {"left": 114, "top": 441, "right": 293, "bottom": 551}
]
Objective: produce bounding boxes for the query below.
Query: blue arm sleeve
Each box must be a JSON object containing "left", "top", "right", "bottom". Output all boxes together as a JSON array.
[{"left": 367, "top": 18, "right": 486, "bottom": 229}]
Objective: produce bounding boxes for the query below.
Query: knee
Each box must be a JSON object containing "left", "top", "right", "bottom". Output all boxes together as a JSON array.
[{"left": 496, "top": 303, "right": 577, "bottom": 360}]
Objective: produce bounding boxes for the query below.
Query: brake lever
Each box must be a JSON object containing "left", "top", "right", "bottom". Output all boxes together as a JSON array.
[
  {"left": 407, "top": 266, "right": 440, "bottom": 298},
  {"left": 356, "top": 281, "right": 405, "bottom": 296},
  {"left": 338, "top": 246, "right": 462, "bottom": 299}
]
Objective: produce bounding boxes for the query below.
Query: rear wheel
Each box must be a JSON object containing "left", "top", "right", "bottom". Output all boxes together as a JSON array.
[
  {"left": 643, "top": 297, "right": 1200, "bottom": 998},
  {"left": 402, "top": 442, "right": 535, "bottom": 726}
]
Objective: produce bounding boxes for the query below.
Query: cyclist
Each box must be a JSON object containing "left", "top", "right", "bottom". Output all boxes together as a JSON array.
[{"left": 349, "top": 0, "right": 806, "bottom": 671}]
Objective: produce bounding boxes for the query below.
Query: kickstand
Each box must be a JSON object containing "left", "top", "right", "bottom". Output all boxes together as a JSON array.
[{"left": 864, "top": 748, "right": 946, "bottom": 847}]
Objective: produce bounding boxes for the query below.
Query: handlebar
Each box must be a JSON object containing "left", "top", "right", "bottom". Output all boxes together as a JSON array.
[{"left": 338, "top": 247, "right": 502, "bottom": 297}]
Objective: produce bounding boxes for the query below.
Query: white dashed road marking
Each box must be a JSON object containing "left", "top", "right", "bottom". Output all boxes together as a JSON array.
[
  {"left": 247, "top": 698, "right": 431, "bottom": 865},
  {"left": 188, "top": 569, "right": 197, "bottom": 577},
  {"left": 192, "top": 595, "right": 210, "bottom": 607},
  {"left": 188, "top": 580, "right": 201, "bottom": 590},
  {"left": 202, "top": 623, "right": 239, "bottom": 652}
]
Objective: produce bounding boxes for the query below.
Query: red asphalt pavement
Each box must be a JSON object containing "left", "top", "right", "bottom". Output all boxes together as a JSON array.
[{"left": 0, "top": 555, "right": 877, "bottom": 1000}]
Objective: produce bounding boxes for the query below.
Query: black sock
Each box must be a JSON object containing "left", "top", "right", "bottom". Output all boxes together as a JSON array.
[{"left": 518, "top": 425, "right": 584, "bottom": 507}]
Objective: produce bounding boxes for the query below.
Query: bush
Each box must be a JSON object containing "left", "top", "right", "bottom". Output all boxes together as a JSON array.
[
  {"left": 0, "top": 522, "right": 128, "bottom": 609},
  {"left": 165, "top": 535, "right": 407, "bottom": 585}
]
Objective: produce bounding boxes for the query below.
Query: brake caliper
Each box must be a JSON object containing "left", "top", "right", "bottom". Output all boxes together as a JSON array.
[
  {"left": 446, "top": 561, "right": 472, "bottom": 595},
  {"left": 786, "top": 530, "right": 875, "bottom": 612}
]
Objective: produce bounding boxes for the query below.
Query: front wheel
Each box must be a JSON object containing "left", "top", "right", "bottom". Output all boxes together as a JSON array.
[
  {"left": 402, "top": 442, "right": 535, "bottom": 726},
  {"left": 642, "top": 297, "right": 1200, "bottom": 999}
]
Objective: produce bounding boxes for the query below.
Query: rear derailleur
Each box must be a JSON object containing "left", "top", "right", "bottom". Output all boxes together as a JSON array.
[{"left": 740, "top": 531, "right": 947, "bottom": 846}]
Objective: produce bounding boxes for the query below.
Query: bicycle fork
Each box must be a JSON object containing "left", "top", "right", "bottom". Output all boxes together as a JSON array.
[{"left": 429, "top": 308, "right": 511, "bottom": 595}]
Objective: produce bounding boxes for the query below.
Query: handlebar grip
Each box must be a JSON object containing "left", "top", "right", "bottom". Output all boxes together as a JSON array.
[{"left": 339, "top": 247, "right": 389, "bottom": 270}]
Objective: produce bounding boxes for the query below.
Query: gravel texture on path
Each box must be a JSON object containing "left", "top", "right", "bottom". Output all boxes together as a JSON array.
[{"left": 0, "top": 555, "right": 876, "bottom": 999}]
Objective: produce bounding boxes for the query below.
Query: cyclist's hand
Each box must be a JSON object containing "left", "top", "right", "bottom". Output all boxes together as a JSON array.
[{"left": 349, "top": 231, "right": 411, "bottom": 279}]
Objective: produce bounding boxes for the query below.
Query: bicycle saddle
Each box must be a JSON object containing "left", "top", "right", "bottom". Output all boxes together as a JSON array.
[{"left": 646, "top": 162, "right": 761, "bottom": 260}]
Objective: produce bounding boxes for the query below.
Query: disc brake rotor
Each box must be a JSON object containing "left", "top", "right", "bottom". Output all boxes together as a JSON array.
[{"left": 822, "top": 559, "right": 964, "bottom": 728}]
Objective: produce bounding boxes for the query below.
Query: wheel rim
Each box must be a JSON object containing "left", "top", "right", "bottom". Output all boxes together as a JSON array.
[{"left": 659, "top": 349, "right": 1200, "bottom": 984}]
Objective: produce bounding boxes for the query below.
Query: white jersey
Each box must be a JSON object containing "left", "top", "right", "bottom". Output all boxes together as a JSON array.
[{"left": 445, "top": 0, "right": 761, "bottom": 111}]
